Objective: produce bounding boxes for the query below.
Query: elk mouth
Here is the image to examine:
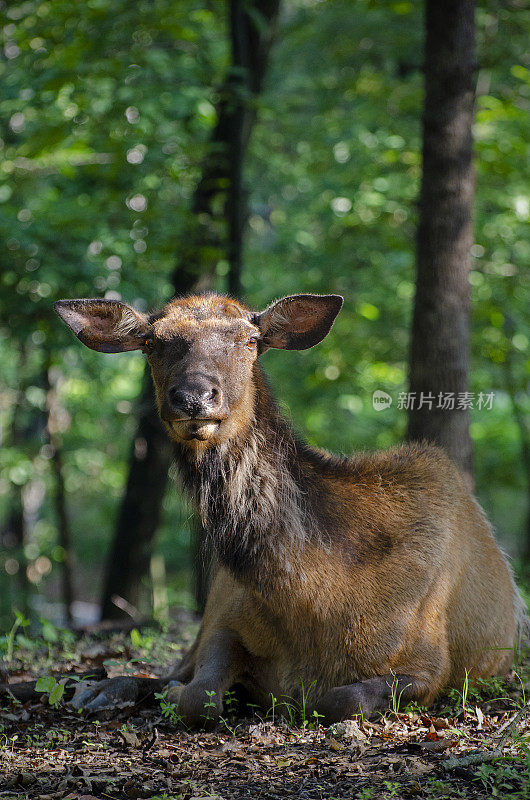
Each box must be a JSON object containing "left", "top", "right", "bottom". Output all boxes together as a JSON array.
[{"left": 169, "top": 417, "right": 223, "bottom": 441}]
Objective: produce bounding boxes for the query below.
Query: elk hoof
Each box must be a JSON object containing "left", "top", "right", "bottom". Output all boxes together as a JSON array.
[
  {"left": 165, "top": 681, "right": 222, "bottom": 728},
  {"left": 70, "top": 676, "right": 158, "bottom": 712}
]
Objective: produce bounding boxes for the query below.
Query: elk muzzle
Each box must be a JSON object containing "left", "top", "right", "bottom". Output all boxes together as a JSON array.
[{"left": 165, "top": 374, "right": 228, "bottom": 441}]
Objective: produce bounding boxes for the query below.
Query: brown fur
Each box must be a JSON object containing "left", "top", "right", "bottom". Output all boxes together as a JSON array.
[{"left": 54, "top": 292, "right": 526, "bottom": 724}]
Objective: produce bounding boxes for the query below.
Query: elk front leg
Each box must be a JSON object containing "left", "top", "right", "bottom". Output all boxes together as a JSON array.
[
  {"left": 166, "top": 629, "right": 248, "bottom": 727},
  {"left": 68, "top": 626, "right": 202, "bottom": 713},
  {"left": 315, "top": 674, "right": 426, "bottom": 724},
  {"left": 69, "top": 675, "right": 165, "bottom": 711}
]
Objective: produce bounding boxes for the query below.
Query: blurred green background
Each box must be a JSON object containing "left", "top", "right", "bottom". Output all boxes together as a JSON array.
[{"left": 1, "top": 0, "right": 529, "bottom": 631}]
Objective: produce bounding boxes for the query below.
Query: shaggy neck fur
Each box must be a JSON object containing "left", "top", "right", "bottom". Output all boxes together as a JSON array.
[{"left": 174, "top": 368, "right": 321, "bottom": 586}]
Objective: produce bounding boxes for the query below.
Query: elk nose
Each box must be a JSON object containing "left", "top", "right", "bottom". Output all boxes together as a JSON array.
[{"left": 167, "top": 383, "right": 222, "bottom": 418}]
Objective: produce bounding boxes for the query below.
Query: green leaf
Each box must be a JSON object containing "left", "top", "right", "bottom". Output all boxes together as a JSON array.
[
  {"left": 48, "top": 683, "right": 65, "bottom": 706},
  {"left": 35, "top": 676, "right": 56, "bottom": 694},
  {"left": 40, "top": 619, "right": 59, "bottom": 643},
  {"left": 130, "top": 628, "right": 142, "bottom": 648}
]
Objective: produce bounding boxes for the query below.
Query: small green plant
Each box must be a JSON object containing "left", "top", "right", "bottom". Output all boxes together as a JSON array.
[
  {"left": 2, "top": 610, "right": 29, "bottom": 664},
  {"left": 447, "top": 726, "right": 467, "bottom": 738},
  {"left": 202, "top": 689, "right": 218, "bottom": 722},
  {"left": 299, "top": 679, "right": 316, "bottom": 727},
  {"left": 446, "top": 672, "right": 512, "bottom": 715},
  {"left": 35, "top": 675, "right": 65, "bottom": 707},
  {"left": 130, "top": 628, "right": 154, "bottom": 651},
  {"left": 447, "top": 668, "right": 471, "bottom": 718},
  {"left": 471, "top": 718, "right": 530, "bottom": 800},
  {"left": 0, "top": 724, "right": 8, "bottom": 749},
  {"left": 266, "top": 692, "right": 278, "bottom": 723},
  {"left": 423, "top": 777, "right": 467, "bottom": 798},
  {"left": 155, "top": 690, "right": 188, "bottom": 728},
  {"left": 219, "top": 715, "right": 242, "bottom": 737},
  {"left": 382, "top": 780, "right": 401, "bottom": 797},
  {"left": 461, "top": 668, "right": 470, "bottom": 717},
  {"left": 512, "top": 671, "right": 527, "bottom": 709},
  {"left": 283, "top": 700, "right": 298, "bottom": 726},
  {"left": 308, "top": 709, "right": 324, "bottom": 728},
  {"left": 390, "top": 673, "right": 412, "bottom": 716},
  {"left": 403, "top": 699, "right": 429, "bottom": 715},
  {"left": 223, "top": 688, "right": 237, "bottom": 716},
  {"left": 358, "top": 788, "right": 375, "bottom": 800},
  {"left": 475, "top": 674, "right": 510, "bottom": 701},
  {"left": 474, "top": 758, "right": 526, "bottom": 798},
  {"left": 39, "top": 617, "right": 60, "bottom": 662},
  {"left": 268, "top": 681, "right": 325, "bottom": 729}
]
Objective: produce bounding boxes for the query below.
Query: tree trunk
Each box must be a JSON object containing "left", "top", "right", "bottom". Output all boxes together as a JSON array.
[
  {"left": 44, "top": 359, "right": 75, "bottom": 626},
  {"left": 2, "top": 492, "right": 29, "bottom": 617},
  {"left": 2, "top": 350, "right": 32, "bottom": 617},
  {"left": 100, "top": 369, "right": 172, "bottom": 620},
  {"left": 50, "top": 445, "right": 74, "bottom": 625},
  {"left": 226, "top": 0, "right": 279, "bottom": 296},
  {"left": 101, "top": 0, "right": 280, "bottom": 619},
  {"left": 407, "top": 0, "right": 475, "bottom": 487}
]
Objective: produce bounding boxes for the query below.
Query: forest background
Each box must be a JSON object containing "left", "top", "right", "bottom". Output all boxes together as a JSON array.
[{"left": 1, "top": 0, "right": 529, "bottom": 632}]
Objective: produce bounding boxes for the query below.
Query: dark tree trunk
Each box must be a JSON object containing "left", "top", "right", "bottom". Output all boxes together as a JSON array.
[
  {"left": 44, "top": 359, "right": 75, "bottom": 626},
  {"left": 2, "top": 351, "right": 32, "bottom": 617},
  {"left": 2, "top": 493, "right": 29, "bottom": 616},
  {"left": 225, "top": 0, "right": 279, "bottom": 296},
  {"left": 50, "top": 445, "right": 74, "bottom": 625},
  {"left": 407, "top": 0, "right": 475, "bottom": 487},
  {"left": 225, "top": 2, "right": 246, "bottom": 301},
  {"left": 100, "top": 369, "right": 172, "bottom": 620},
  {"left": 101, "top": 0, "right": 280, "bottom": 620}
]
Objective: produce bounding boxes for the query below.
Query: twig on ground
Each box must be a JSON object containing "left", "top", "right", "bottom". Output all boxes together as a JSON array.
[
  {"left": 443, "top": 749, "right": 503, "bottom": 770},
  {"left": 142, "top": 727, "right": 159, "bottom": 758},
  {"left": 496, "top": 700, "right": 530, "bottom": 748},
  {"left": 443, "top": 700, "right": 530, "bottom": 771}
]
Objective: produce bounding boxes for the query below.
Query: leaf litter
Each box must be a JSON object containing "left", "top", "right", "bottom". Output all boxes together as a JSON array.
[{"left": 1, "top": 618, "right": 529, "bottom": 800}]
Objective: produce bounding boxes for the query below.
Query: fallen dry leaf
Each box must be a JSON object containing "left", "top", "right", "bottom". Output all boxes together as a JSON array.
[
  {"left": 431, "top": 717, "right": 451, "bottom": 730},
  {"left": 327, "top": 736, "right": 345, "bottom": 751}
]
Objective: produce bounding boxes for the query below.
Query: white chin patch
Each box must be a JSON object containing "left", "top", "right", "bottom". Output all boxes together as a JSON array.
[
  {"left": 193, "top": 421, "right": 219, "bottom": 439},
  {"left": 171, "top": 420, "right": 220, "bottom": 441}
]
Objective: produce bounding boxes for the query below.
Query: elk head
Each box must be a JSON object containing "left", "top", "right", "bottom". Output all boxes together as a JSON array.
[{"left": 55, "top": 293, "right": 343, "bottom": 451}]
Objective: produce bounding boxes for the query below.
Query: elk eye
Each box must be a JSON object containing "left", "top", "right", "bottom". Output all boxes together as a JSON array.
[
  {"left": 246, "top": 336, "right": 259, "bottom": 349},
  {"left": 143, "top": 336, "right": 155, "bottom": 354}
]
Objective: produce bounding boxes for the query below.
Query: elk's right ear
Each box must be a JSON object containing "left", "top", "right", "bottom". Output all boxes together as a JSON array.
[
  {"left": 54, "top": 299, "right": 153, "bottom": 353},
  {"left": 255, "top": 294, "right": 343, "bottom": 352}
]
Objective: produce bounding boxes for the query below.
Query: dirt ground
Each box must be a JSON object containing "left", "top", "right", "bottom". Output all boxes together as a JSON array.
[{"left": 1, "top": 614, "right": 529, "bottom": 800}]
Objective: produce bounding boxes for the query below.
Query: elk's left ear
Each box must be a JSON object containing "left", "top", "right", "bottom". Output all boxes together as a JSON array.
[
  {"left": 255, "top": 294, "right": 343, "bottom": 351},
  {"left": 54, "top": 299, "right": 153, "bottom": 353}
]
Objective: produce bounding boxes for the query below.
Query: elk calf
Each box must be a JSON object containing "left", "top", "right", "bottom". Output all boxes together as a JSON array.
[{"left": 55, "top": 293, "right": 526, "bottom": 725}]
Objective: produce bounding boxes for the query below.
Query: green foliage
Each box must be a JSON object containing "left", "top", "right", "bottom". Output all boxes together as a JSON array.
[
  {"left": 445, "top": 673, "right": 519, "bottom": 715},
  {"left": 201, "top": 689, "right": 218, "bottom": 723},
  {"left": 0, "top": 610, "right": 29, "bottom": 662},
  {"left": 156, "top": 689, "right": 187, "bottom": 728},
  {"left": 244, "top": 0, "right": 530, "bottom": 548},
  {"left": 130, "top": 627, "right": 154, "bottom": 652},
  {"left": 35, "top": 675, "right": 65, "bottom": 706},
  {"left": 0, "top": 0, "right": 225, "bottom": 625},
  {"left": 358, "top": 790, "right": 375, "bottom": 800},
  {"left": 474, "top": 735, "right": 530, "bottom": 800},
  {"left": 223, "top": 688, "right": 238, "bottom": 716}
]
